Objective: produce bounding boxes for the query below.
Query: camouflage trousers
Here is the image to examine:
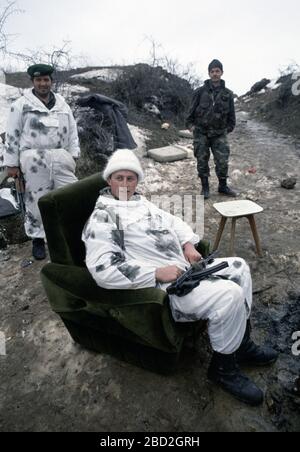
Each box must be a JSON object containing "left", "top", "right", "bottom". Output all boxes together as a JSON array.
[
  {"left": 193, "top": 132, "right": 230, "bottom": 178},
  {"left": 20, "top": 148, "right": 77, "bottom": 239}
]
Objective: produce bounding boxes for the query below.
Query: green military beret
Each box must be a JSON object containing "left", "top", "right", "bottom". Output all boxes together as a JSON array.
[{"left": 27, "top": 64, "right": 54, "bottom": 78}]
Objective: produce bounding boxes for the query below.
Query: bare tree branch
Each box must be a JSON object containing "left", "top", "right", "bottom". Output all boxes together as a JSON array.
[
  {"left": 7, "top": 41, "right": 76, "bottom": 92},
  {"left": 0, "top": 1, "right": 22, "bottom": 55},
  {"left": 143, "top": 36, "right": 202, "bottom": 89}
]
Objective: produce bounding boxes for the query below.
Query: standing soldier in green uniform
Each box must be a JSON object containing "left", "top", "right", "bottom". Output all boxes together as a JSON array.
[{"left": 186, "top": 59, "right": 237, "bottom": 199}]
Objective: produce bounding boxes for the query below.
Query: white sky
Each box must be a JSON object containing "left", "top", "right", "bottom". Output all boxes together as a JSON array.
[{"left": 2, "top": 0, "right": 300, "bottom": 94}]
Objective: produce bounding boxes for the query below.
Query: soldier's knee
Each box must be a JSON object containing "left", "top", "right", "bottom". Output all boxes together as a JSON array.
[{"left": 223, "top": 281, "right": 245, "bottom": 312}]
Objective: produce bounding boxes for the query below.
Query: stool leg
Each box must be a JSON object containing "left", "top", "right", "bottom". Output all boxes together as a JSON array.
[
  {"left": 230, "top": 218, "right": 237, "bottom": 256},
  {"left": 248, "top": 215, "right": 263, "bottom": 257},
  {"left": 213, "top": 216, "right": 227, "bottom": 251}
]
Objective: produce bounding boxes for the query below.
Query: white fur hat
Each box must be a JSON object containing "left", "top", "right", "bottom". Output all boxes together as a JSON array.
[{"left": 102, "top": 149, "right": 144, "bottom": 182}]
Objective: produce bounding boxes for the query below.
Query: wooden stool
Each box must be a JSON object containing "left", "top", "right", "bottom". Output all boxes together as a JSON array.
[{"left": 213, "top": 200, "right": 264, "bottom": 257}]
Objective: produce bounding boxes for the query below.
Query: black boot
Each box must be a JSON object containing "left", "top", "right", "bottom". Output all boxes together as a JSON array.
[
  {"left": 218, "top": 178, "right": 237, "bottom": 197},
  {"left": 208, "top": 351, "right": 264, "bottom": 406},
  {"left": 201, "top": 177, "right": 210, "bottom": 200},
  {"left": 237, "top": 320, "right": 278, "bottom": 366},
  {"left": 32, "top": 238, "right": 46, "bottom": 261}
]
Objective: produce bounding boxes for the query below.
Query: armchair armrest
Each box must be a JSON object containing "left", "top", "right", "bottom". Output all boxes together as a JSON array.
[
  {"left": 196, "top": 239, "right": 211, "bottom": 258},
  {"left": 41, "top": 263, "right": 167, "bottom": 307}
]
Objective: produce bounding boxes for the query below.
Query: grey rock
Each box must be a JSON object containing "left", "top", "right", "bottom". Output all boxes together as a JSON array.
[
  {"left": 281, "top": 178, "right": 297, "bottom": 190},
  {"left": 148, "top": 145, "right": 188, "bottom": 163},
  {"left": 178, "top": 130, "right": 193, "bottom": 139}
]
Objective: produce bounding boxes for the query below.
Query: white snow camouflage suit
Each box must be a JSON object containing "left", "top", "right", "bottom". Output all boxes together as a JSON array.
[
  {"left": 82, "top": 189, "right": 252, "bottom": 355},
  {"left": 4, "top": 88, "right": 80, "bottom": 239}
]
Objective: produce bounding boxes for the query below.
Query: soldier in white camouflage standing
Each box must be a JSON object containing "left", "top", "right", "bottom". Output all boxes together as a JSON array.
[{"left": 4, "top": 64, "right": 80, "bottom": 260}]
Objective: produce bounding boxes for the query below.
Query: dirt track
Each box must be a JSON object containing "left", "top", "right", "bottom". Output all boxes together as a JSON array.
[{"left": 0, "top": 111, "right": 299, "bottom": 432}]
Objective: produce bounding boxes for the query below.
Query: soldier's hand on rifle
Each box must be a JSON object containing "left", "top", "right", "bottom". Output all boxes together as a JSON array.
[
  {"left": 155, "top": 266, "right": 184, "bottom": 283},
  {"left": 7, "top": 166, "right": 20, "bottom": 179},
  {"left": 183, "top": 242, "right": 202, "bottom": 264}
]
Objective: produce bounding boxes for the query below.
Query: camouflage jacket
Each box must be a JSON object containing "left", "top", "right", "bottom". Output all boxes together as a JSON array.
[
  {"left": 186, "top": 80, "right": 236, "bottom": 137},
  {"left": 82, "top": 188, "right": 199, "bottom": 291},
  {"left": 4, "top": 89, "right": 80, "bottom": 167}
]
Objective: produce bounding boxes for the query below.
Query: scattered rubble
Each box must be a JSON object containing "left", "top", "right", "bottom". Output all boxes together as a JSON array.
[
  {"left": 281, "top": 177, "right": 297, "bottom": 190},
  {"left": 144, "top": 102, "right": 161, "bottom": 118}
]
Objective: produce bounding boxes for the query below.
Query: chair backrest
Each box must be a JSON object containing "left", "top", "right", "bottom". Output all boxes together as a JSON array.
[{"left": 39, "top": 174, "right": 107, "bottom": 266}]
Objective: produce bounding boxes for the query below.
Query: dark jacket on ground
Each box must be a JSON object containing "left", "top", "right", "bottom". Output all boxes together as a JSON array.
[
  {"left": 186, "top": 80, "right": 236, "bottom": 137},
  {"left": 77, "top": 94, "right": 137, "bottom": 150}
]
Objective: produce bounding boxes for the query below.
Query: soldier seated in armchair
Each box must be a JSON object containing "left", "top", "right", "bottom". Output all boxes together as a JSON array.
[{"left": 82, "top": 149, "right": 278, "bottom": 406}]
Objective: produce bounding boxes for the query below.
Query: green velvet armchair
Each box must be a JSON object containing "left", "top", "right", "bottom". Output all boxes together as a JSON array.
[{"left": 39, "top": 174, "right": 208, "bottom": 374}]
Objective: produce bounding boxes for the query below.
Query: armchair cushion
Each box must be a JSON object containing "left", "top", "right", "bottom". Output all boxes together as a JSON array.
[{"left": 41, "top": 263, "right": 185, "bottom": 353}]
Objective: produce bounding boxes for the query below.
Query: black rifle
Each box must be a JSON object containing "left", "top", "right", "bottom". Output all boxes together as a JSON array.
[
  {"left": 167, "top": 252, "right": 229, "bottom": 297},
  {"left": 15, "top": 174, "right": 26, "bottom": 219}
]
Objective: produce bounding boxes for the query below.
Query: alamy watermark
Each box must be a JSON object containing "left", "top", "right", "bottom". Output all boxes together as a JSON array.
[
  {"left": 0, "top": 331, "right": 6, "bottom": 356},
  {"left": 292, "top": 331, "right": 300, "bottom": 357},
  {"left": 114, "top": 192, "right": 205, "bottom": 237},
  {"left": 292, "top": 73, "right": 300, "bottom": 96}
]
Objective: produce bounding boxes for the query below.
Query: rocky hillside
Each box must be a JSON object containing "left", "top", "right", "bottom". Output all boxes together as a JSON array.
[
  {"left": 237, "top": 73, "right": 300, "bottom": 140},
  {"left": 6, "top": 64, "right": 194, "bottom": 125}
]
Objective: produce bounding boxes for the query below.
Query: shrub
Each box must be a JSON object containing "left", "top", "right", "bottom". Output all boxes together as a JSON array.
[{"left": 112, "top": 64, "right": 194, "bottom": 125}]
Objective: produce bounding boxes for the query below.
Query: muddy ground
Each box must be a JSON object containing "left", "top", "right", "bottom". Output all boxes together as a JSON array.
[{"left": 0, "top": 111, "right": 299, "bottom": 432}]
